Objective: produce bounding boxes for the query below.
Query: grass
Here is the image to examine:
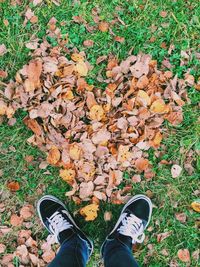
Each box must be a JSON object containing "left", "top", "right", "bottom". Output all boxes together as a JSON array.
[{"left": 0, "top": 0, "right": 200, "bottom": 266}]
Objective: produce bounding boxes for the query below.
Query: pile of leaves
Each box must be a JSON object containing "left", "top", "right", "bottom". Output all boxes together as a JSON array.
[{"left": 0, "top": 18, "right": 195, "bottom": 221}]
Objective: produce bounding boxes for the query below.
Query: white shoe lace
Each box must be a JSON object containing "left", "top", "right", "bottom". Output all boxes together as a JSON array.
[
  {"left": 48, "top": 210, "right": 73, "bottom": 242},
  {"left": 117, "top": 213, "right": 145, "bottom": 244}
]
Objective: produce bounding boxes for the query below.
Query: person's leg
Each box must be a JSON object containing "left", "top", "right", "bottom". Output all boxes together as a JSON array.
[
  {"left": 102, "top": 238, "right": 139, "bottom": 267},
  {"left": 37, "top": 195, "right": 93, "bottom": 267},
  {"left": 49, "top": 234, "right": 89, "bottom": 267},
  {"left": 101, "top": 194, "right": 153, "bottom": 267}
]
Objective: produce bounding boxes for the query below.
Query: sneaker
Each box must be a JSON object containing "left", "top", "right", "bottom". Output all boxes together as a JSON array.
[
  {"left": 37, "top": 195, "right": 93, "bottom": 257},
  {"left": 101, "top": 194, "right": 152, "bottom": 254}
]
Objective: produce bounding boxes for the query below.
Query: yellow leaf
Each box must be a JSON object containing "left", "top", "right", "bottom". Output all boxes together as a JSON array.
[
  {"left": 75, "top": 61, "right": 88, "bottom": 76},
  {"left": 80, "top": 204, "right": 99, "bottom": 221},
  {"left": 69, "top": 144, "right": 82, "bottom": 160},
  {"left": 59, "top": 168, "right": 76, "bottom": 184},
  {"left": 63, "top": 90, "right": 74, "bottom": 100},
  {"left": 191, "top": 200, "right": 200, "bottom": 213},
  {"left": 149, "top": 131, "right": 162, "bottom": 148},
  {"left": 89, "top": 104, "right": 105, "bottom": 121},
  {"left": 136, "top": 90, "right": 151, "bottom": 106},
  {"left": 71, "top": 53, "right": 84, "bottom": 62},
  {"left": 47, "top": 147, "right": 60, "bottom": 165},
  {"left": 150, "top": 99, "right": 169, "bottom": 113}
]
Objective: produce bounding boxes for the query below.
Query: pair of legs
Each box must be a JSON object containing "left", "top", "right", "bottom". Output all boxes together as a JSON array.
[{"left": 37, "top": 195, "right": 152, "bottom": 267}]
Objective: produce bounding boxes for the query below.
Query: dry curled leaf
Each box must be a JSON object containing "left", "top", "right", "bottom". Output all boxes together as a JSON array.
[
  {"left": 83, "top": 40, "right": 94, "bottom": 47},
  {"left": 80, "top": 204, "right": 99, "bottom": 221},
  {"left": 75, "top": 61, "right": 88, "bottom": 76},
  {"left": 135, "top": 158, "right": 149, "bottom": 172},
  {"left": 157, "top": 231, "right": 172, "bottom": 242},
  {"left": 150, "top": 99, "right": 169, "bottom": 113},
  {"left": 23, "top": 118, "right": 43, "bottom": 136},
  {"left": 175, "top": 213, "right": 187, "bottom": 223},
  {"left": 20, "top": 205, "right": 34, "bottom": 220},
  {"left": 89, "top": 104, "right": 105, "bottom": 121},
  {"left": 177, "top": 249, "right": 190, "bottom": 263}
]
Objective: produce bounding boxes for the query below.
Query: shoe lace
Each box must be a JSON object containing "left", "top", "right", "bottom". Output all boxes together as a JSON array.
[
  {"left": 117, "top": 213, "right": 145, "bottom": 244},
  {"left": 48, "top": 211, "right": 73, "bottom": 241}
]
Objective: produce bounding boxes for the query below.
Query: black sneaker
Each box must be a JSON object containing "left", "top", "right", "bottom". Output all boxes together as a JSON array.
[
  {"left": 37, "top": 195, "right": 93, "bottom": 257},
  {"left": 101, "top": 194, "right": 152, "bottom": 255}
]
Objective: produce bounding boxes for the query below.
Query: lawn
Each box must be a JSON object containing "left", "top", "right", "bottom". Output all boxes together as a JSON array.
[{"left": 0, "top": 0, "right": 200, "bottom": 266}]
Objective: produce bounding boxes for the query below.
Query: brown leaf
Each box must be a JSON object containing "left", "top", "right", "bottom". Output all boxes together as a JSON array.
[
  {"left": 175, "top": 213, "right": 187, "bottom": 223},
  {"left": 0, "top": 69, "right": 8, "bottom": 78},
  {"left": 83, "top": 40, "right": 94, "bottom": 47},
  {"left": 23, "top": 118, "right": 43, "bottom": 136},
  {"left": 98, "top": 21, "right": 109, "bottom": 32},
  {"left": 160, "top": 11, "right": 168, "bottom": 18},
  {"left": 0, "top": 44, "right": 7, "bottom": 56},
  {"left": 7, "top": 181, "right": 20, "bottom": 192},
  {"left": 89, "top": 104, "right": 105, "bottom": 121},
  {"left": 114, "top": 36, "right": 125, "bottom": 43},
  {"left": 75, "top": 61, "right": 88, "bottom": 76},
  {"left": 157, "top": 231, "right": 172, "bottom": 242},
  {"left": 104, "top": 211, "right": 112, "bottom": 221},
  {"left": 20, "top": 205, "right": 34, "bottom": 220},
  {"left": 0, "top": 243, "right": 6, "bottom": 253},
  {"left": 42, "top": 250, "right": 55, "bottom": 263},
  {"left": 79, "top": 181, "right": 94, "bottom": 199},
  {"left": 177, "top": 249, "right": 190, "bottom": 263},
  {"left": 131, "top": 174, "right": 141, "bottom": 183},
  {"left": 10, "top": 214, "right": 23, "bottom": 226},
  {"left": 59, "top": 168, "right": 75, "bottom": 184},
  {"left": 150, "top": 99, "right": 169, "bottom": 113},
  {"left": 25, "top": 59, "right": 42, "bottom": 92}
]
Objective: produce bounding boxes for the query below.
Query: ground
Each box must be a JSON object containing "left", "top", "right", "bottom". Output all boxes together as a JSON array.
[{"left": 0, "top": 0, "right": 200, "bottom": 266}]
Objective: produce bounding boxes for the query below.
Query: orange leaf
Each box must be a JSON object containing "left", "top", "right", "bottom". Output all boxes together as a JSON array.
[
  {"left": 98, "top": 21, "right": 109, "bottom": 32},
  {"left": 191, "top": 200, "right": 200, "bottom": 213},
  {"left": 23, "top": 118, "right": 43, "bottom": 136},
  {"left": 150, "top": 99, "right": 169, "bottom": 113},
  {"left": 25, "top": 60, "right": 42, "bottom": 92},
  {"left": 80, "top": 204, "right": 99, "bottom": 221},
  {"left": 47, "top": 147, "right": 61, "bottom": 165},
  {"left": 149, "top": 131, "right": 162, "bottom": 148},
  {"left": 7, "top": 181, "right": 20, "bottom": 192},
  {"left": 177, "top": 249, "right": 190, "bottom": 263},
  {"left": 135, "top": 158, "right": 149, "bottom": 172}
]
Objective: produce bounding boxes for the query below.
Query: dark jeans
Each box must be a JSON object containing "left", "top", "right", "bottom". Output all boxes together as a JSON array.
[{"left": 49, "top": 234, "right": 139, "bottom": 267}]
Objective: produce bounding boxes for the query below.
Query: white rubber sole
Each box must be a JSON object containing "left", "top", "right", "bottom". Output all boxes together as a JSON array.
[{"left": 37, "top": 195, "right": 94, "bottom": 257}]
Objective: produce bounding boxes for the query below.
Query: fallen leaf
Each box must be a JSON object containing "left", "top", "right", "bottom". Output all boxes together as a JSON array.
[
  {"left": 83, "top": 40, "right": 94, "bottom": 47},
  {"left": 69, "top": 144, "right": 82, "bottom": 160},
  {"left": 23, "top": 118, "right": 43, "bottom": 136},
  {"left": 98, "top": 21, "right": 109, "bottom": 32},
  {"left": 0, "top": 44, "right": 7, "bottom": 56},
  {"left": 175, "top": 213, "right": 187, "bottom": 223},
  {"left": 71, "top": 53, "right": 84, "bottom": 62},
  {"left": 75, "top": 61, "right": 88, "bottom": 76},
  {"left": 59, "top": 168, "right": 76, "bottom": 184},
  {"left": 191, "top": 200, "right": 200, "bottom": 213},
  {"left": 114, "top": 36, "right": 125, "bottom": 43},
  {"left": 10, "top": 214, "right": 23, "bottom": 227},
  {"left": 47, "top": 147, "right": 60, "bottom": 165},
  {"left": 0, "top": 243, "right": 6, "bottom": 253},
  {"left": 136, "top": 90, "right": 151, "bottom": 106},
  {"left": 157, "top": 231, "right": 172, "bottom": 242},
  {"left": 171, "top": 164, "right": 182, "bottom": 178},
  {"left": 20, "top": 205, "right": 34, "bottom": 220},
  {"left": 79, "top": 181, "right": 94, "bottom": 199},
  {"left": 0, "top": 69, "right": 8, "bottom": 78},
  {"left": 80, "top": 203, "right": 99, "bottom": 221},
  {"left": 160, "top": 11, "right": 168, "bottom": 18},
  {"left": 104, "top": 211, "right": 112, "bottom": 221},
  {"left": 42, "top": 250, "right": 55, "bottom": 263},
  {"left": 7, "top": 181, "right": 20, "bottom": 192},
  {"left": 177, "top": 249, "right": 190, "bottom": 263},
  {"left": 33, "top": 0, "right": 43, "bottom": 6},
  {"left": 131, "top": 174, "right": 141, "bottom": 183},
  {"left": 135, "top": 158, "right": 149, "bottom": 172},
  {"left": 89, "top": 104, "right": 105, "bottom": 121},
  {"left": 150, "top": 99, "right": 169, "bottom": 113}
]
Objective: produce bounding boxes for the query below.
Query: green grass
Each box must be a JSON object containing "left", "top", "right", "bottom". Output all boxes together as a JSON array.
[{"left": 0, "top": 0, "right": 200, "bottom": 266}]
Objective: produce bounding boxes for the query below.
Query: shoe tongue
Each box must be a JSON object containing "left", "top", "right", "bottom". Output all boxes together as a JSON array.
[
  {"left": 125, "top": 209, "right": 147, "bottom": 228},
  {"left": 58, "top": 228, "right": 75, "bottom": 244}
]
